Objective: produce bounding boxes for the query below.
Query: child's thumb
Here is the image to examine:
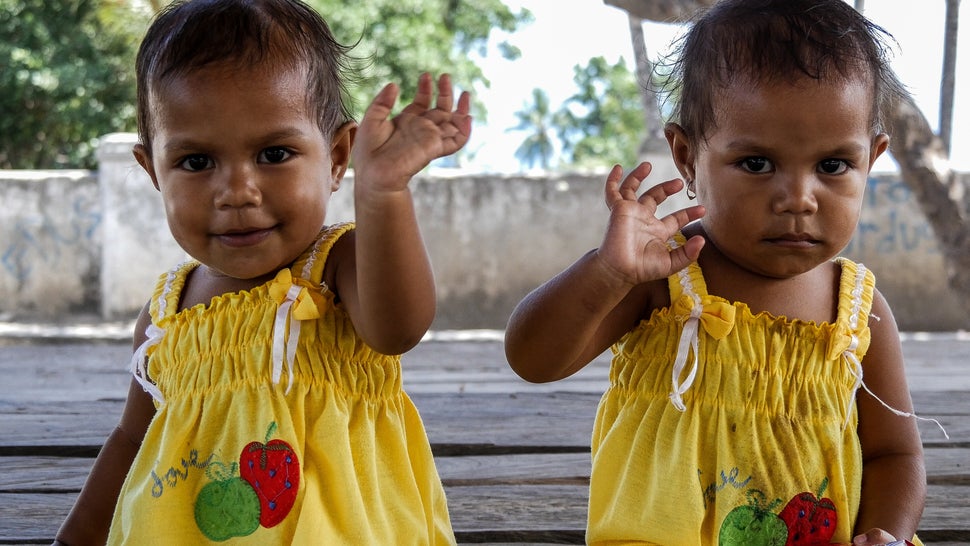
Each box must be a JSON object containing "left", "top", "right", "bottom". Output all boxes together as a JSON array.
[{"left": 852, "top": 529, "right": 907, "bottom": 545}]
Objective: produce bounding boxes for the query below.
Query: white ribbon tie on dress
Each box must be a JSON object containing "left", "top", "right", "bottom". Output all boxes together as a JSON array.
[
  {"left": 271, "top": 284, "right": 303, "bottom": 395},
  {"left": 130, "top": 323, "right": 166, "bottom": 404},
  {"left": 840, "top": 264, "right": 948, "bottom": 438},
  {"left": 670, "top": 294, "right": 703, "bottom": 412}
]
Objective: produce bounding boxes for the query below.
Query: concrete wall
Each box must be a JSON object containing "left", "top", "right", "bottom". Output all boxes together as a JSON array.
[
  {"left": 1, "top": 133, "right": 966, "bottom": 331},
  {"left": 0, "top": 170, "right": 101, "bottom": 316}
]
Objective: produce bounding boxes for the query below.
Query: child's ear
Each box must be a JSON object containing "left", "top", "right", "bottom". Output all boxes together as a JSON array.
[
  {"left": 868, "top": 133, "right": 890, "bottom": 170},
  {"left": 664, "top": 122, "right": 696, "bottom": 183},
  {"left": 133, "top": 143, "right": 160, "bottom": 191},
  {"left": 328, "top": 121, "right": 356, "bottom": 190}
]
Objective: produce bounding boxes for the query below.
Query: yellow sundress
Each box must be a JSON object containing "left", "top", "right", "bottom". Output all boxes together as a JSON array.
[
  {"left": 107, "top": 223, "right": 455, "bottom": 545},
  {"left": 587, "top": 237, "right": 921, "bottom": 545}
]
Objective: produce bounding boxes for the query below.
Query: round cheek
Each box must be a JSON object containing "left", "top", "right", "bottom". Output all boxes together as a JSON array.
[
  {"left": 285, "top": 180, "right": 331, "bottom": 234},
  {"left": 830, "top": 207, "right": 861, "bottom": 248}
]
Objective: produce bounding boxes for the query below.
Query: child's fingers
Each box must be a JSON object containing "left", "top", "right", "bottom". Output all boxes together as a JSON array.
[
  {"left": 603, "top": 165, "right": 626, "bottom": 211},
  {"left": 852, "top": 529, "right": 905, "bottom": 546},
  {"left": 617, "top": 162, "right": 651, "bottom": 201},
  {"left": 456, "top": 90, "right": 471, "bottom": 116},
  {"left": 406, "top": 72, "right": 435, "bottom": 113},
  {"left": 638, "top": 177, "right": 684, "bottom": 207},
  {"left": 435, "top": 73, "right": 454, "bottom": 112},
  {"left": 362, "top": 82, "right": 400, "bottom": 124},
  {"left": 669, "top": 233, "right": 705, "bottom": 270},
  {"left": 661, "top": 203, "right": 705, "bottom": 234},
  {"left": 450, "top": 91, "right": 473, "bottom": 136},
  {"left": 605, "top": 162, "right": 652, "bottom": 209}
]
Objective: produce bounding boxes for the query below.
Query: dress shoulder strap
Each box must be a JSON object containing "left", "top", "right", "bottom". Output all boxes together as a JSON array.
[
  {"left": 131, "top": 260, "right": 196, "bottom": 405},
  {"left": 148, "top": 260, "right": 198, "bottom": 325},
  {"left": 666, "top": 231, "right": 709, "bottom": 303},
  {"left": 831, "top": 258, "right": 948, "bottom": 437},
  {"left": 833, "top": 257, "right": 875, "bottom": 339},
  {"left": 291, "top": 222, "right": 355, "bottom": 286}
]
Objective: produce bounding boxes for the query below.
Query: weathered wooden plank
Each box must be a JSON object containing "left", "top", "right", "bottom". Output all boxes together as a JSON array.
[
  {"left": 919, "top": 485, "right": 970, "bottom": 530},
  {"left": 437, "top": 453, "right": 591, "bottom": 486},
  {"left": 0, "top": 492, "right": 70, "bottom": 544},
  {"left": 447, "top": 484, "right": 588, "bottom": 533},
  {"left": 1, "top": 334, "right": 968, "bottom": 545},
  {"left": 0, "top": 486, "right": 590, "bottom": 544},
  {"left": 1, "top": 484, "right": 965, "bottom": 544},
  {"left": 0, "top": 453, "right": 593, "bottom": 492},
  {"left": 0, "top": 457, "right": 94, "bottom": 492},
  {"left": 0, "top": 393, "right": 600, "bottom": 450},
  {"left": 2, "top": 447, "right": 964, "bottom": 490},
  {"left": 5, "top": 335, "right": 970, "bottom": 400},
  {"left": 1, "top": 391, "right": 966, "bottom": 452}
]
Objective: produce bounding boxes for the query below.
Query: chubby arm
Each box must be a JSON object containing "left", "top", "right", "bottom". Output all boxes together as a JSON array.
[
  {"left": 852, "top": 289, "right": 926, "bottom": 544},
  {"left": 505, "top": 163, "right": 705, "bottom": 382},
  {"left": 337, "top": 73, "right": 471, "bottom": 355},
  {"left": 54, "top": 305, "right": 157, "bottom": 545}
]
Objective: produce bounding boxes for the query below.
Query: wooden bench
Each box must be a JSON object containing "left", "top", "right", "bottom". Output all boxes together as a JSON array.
[{"left": 1, "top": 331, "right": 967, "bottom": 544}]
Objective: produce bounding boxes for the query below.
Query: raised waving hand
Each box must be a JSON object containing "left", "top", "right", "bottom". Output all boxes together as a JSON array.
[
  {"left": 352, "top": 72, "right": 472, "bottom": 192},
  {"left": 596, "top": 162, "right": 706, "bottom": 287}
]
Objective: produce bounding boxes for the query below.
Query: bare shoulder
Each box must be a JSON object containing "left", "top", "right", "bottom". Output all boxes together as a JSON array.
[
  {"left": 323, "top": 225, "right": 357, "bottom": 302},
  {"left": 590, "top": 276, "right": 672, "bottom": 355},
  {"left": 132, "top": 300, "right": 153, "bottom": 349},
  {"left": 865, "top": 286, "right": 903, "bottom": 352},
  {"left": 639, "top": 276, "right": 673, "bottom": 320}
]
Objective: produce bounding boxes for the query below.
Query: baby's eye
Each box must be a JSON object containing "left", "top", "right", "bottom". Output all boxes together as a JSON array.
[
  {"left": 179, "top": 154, "right": 213, "bottom": 172},
  {"left": 739, "top": 157, "right": 773, "bottom": 174},
  {"left": 259, "top": 147, "right": 292, "bottom": 164},
  {"left": 817, "top": 159, "right": 849, "bottom": 175}
]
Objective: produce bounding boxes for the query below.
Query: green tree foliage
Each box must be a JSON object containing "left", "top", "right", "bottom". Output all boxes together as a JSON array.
[
  {"left": 1, "top": 0, "right": 529, "bottom": 169},
  {"left": 509, "top": 56, "right": 647, "bottom": 171},
  {"left": 510, "top": 88, "right": 557, "bottom": 170},
  {"left": 308, "top": 0, "right": 530, "bottom": 121},
  {"left": 556, "top": 56, "right": 646, "bottom": 169},
  {"left": 0, "top": 0, "right": 147, "bottom": 169}
]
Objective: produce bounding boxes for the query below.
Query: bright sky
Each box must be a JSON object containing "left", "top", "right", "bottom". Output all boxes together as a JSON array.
[{"left": 465, "top": 0, "right": 969, "bottom": 174}]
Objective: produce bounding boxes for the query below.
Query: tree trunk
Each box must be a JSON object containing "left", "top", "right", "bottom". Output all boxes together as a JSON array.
[
  {"left": 940, "top": 0, "right": 961, "bottom": 153},
  {"left": 627, "top": 14, "right": 668, "bottom": 154},
  {"left": 888, "top": 95, "right": 970, "bottom": 319}
]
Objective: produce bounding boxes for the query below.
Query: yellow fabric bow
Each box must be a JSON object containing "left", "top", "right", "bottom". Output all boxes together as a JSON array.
[
  {"left": 671, "top": 295, "right": 736, "bottom": 340},
  {"left": 826, "top": 322, "right": 871, "bottom": 363},
  {"left": 667, "top": 295, "right": 736, "bottom": 411},
  {"left": 268, "top": 269, "right": 321, "bottom": 321},
  {"left": 267, "top": 269, "right": 323, "bottom": 394}
]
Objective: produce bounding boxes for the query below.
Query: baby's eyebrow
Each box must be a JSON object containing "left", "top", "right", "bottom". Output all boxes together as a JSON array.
[
  {"left": 255, "top": 128, "right": 310, "bottom": 144},
  {"left": 824, "top": 142, "right": 869, "bottom": 157},
  {"left": 722, "top": 138, "right": 765, "bottom": 151},
  {"left": 161, "top": 138, "right": 207, "bottom": 155},
  {"left": 722, "top": 138, "right": 868, "bottom": 158},
  {"left": 161, "top": 128, "right": 312, "bottom": 155}
]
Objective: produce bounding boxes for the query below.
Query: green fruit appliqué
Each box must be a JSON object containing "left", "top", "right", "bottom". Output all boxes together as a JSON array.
[
  {"left": 194, "top": 461, "right": 261, "bottom": 541},
  {"left": 719, "top": 489, "right": 788, "bottom": 546}
]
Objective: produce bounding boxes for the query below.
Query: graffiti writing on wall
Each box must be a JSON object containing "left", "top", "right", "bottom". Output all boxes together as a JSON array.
[
  {"left": 1, "top": 192, "right": 102, "bottom": 286},
  {"left": 843, "top": 176, "right": 940, "bottom": 255}
]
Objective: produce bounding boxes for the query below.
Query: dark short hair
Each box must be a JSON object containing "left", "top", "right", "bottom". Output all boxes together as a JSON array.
[
  {"left": 661, "top": 0, "right": 908, "bottom": 147},
  {"left": 135, "top": 0, "right": 356, "bottom": 155}
]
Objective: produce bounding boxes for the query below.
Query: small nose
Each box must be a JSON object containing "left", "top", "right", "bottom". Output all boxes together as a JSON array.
[
  {"left": 772, "top": 172, "right": 818, "bottom": 215},
  {"left": 215, "top": 165, "right": 261, "bottom": 209}
]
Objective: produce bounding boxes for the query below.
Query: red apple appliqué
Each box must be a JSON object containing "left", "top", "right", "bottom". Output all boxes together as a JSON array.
[
  {"left": 779, "top": 477, "right": 838, "bottom": 545},
  {"left": 239, "top": 422, "right": 300, "bottom": 528}
]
